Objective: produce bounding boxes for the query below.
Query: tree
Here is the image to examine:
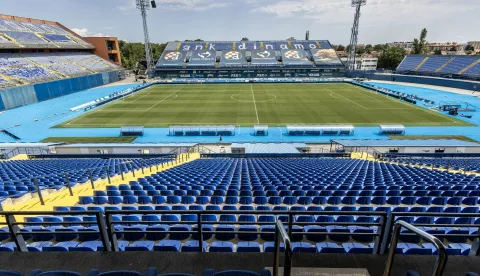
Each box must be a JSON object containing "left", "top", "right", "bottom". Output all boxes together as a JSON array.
[
  {"left": 241, "top": 37, "right": 249, "bottom": 42},
  {"left": 434, "top": 49, "right": 442, "bottom": 55},
  {"left": 356, "top": 46, "right": 366, "bottom": 55},
  {"left": 377, "top": 46, "right": 407, "bottom": 69},
  {"left": 119, "top": 40, "right": 167, "bottom": 70},
  {"left": 412, "top": 28, "right": 428, "bottom": 54},
  {"left": 465, "top": 45, "right": 475, "bottom": 51},
  {"left": 336, "top": 45, "right": 345, "bottom": 51},
  {"left": 449, "top": 46, "right": 457, "bottom": 52},
  {"left": 373, "top": 44, "right": 386, "bottom": 52}
]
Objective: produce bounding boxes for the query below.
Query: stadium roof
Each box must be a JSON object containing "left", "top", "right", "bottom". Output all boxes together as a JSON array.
[
  {"left": 56, "top": 143, "right": 197, "bottom": 148},
  {"left": 231, "top": 143, "right": 307, "bottom": 154},
  {"left": 332, "top": 139, "right": 480, "bottom": 147}
]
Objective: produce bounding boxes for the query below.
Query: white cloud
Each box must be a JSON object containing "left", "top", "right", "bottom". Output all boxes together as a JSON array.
[
  {"left": 116, "top": 0, "right": 229, "bottom": 12},
  {"left": 71, "top": 28, "right": 109, "bottom": 37},
  {"left": 158, "top": 0, "right": 229, "bottom": 11}
]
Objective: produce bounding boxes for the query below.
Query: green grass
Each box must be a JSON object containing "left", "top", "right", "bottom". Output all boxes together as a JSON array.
[
  {"left": 389, "top": 135, "right": 478, "bottom": 143},
  {"left": 56, "top": 83, "right": 473, "bottom": 128},
  {"left": 41, "top": 137, "right": 137, "bottom": 143}
]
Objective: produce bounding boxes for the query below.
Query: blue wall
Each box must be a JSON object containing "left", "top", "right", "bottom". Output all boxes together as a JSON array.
[
  {"left": 367, "top": 73, "right": 480, "bottom": 91},
  {"left": 0, "top": 70, "right": 124, "bottom": 111}
]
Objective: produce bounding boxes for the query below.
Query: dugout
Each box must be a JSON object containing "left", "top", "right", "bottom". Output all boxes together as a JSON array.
[
  {"left": 286, "top": 125, "right": 354, "bottom": 136},
  {"left": 169, "top": 125, "right": 235, "bottom": 136},
  {"left": 379, "top": 125, "right": 405, "bottom": 136},
  {"left": 253, "top": 125, "right": 269, "bottom": 136},
  {"left": 120, "top": 126, "right": 144, "bottom": 136}
]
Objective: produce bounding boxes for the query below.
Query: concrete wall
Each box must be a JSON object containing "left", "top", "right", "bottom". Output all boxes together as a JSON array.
[{"left": 55, "top": 145, "right": 192, "bottom": 155}]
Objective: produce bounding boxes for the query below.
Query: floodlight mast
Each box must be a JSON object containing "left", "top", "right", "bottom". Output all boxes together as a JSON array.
[
  {"left": 346, "top": 0, "right": 366, "bottom": 72},
  {"left": 136, "top": 0, "right": 156, "bottom": 75}
]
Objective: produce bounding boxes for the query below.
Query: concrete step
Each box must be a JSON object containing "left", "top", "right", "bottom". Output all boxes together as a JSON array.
[{"left": 266, "top": 267, "right": 370, "bottom": 276}]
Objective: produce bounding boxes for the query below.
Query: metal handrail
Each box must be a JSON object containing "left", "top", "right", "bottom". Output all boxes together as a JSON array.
[
  {"left": 383, "top": 220, "right": 448, "bottom": 276},
  {"left": 273, "top": 220, "right": 292, "bottom": 276}
]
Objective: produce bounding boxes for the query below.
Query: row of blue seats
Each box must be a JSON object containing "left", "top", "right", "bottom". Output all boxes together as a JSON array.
[
  {"left": 79, "top": 194, "right": 480, "bottom": 206},
  {"left": 54, "top": 205, "right": 480, "bottom": 213},
  {"left": 24, "top": 212, "right": 480, "bottom": 227},
  {"left": 6, "top": 223, "right": 476, "bottom": 245},
  {"left": 0, "top": 239, "right": 473, "bottom": 256},
  {"left": 101, "top": 183, "right": 480, "bottom": 195},
  {"left": 1, "top": 268, "right": 271, "bottom": 276}
]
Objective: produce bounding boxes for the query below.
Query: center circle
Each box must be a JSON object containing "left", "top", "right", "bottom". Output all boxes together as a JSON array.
[{"left": 231, "top": 93, "right": 277, "bottom": 103}]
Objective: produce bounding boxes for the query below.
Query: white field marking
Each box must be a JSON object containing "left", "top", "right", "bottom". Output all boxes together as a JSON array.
[
  {"left": 251, "top": 84, "right": 260, "bottom": 124},
  {"left": 145, "top": 89, "right": 182, "bottom": 111},
  {"left": 325, "top": 89, "right": 368, "bottom": 109},
  {"left": 65, "top": 121, "right": 459, "bottom": 127},
  {"left": 231, "top": 93, "right": 277, "bottom": 103},
  {"left": 104, "top": 95, "right": 179, "bottom": 111},
  {"left": 350, "top": 86, "right": 460, "bottom": 124},
  {"left": 328, "top": 92, "right": 408, "bottom": 110}
]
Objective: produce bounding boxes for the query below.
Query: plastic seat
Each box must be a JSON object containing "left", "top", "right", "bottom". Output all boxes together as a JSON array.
[
  {"left": 237, "top": 241, "right": 261, "bottom": 253},
  {"left": 291, "top": 242, "right": 316, "bottom": 253},
  {"left": 315, "top": 242, "right": 346, "bottom": 253},
  {"left": 154, "top": 240, "right": 181, "bottom": 252},
  {"left": 343, "top": 242, "right": 373, "bottom": 254},
  {"left": 181, "top": 240, "right": 207, "bottom": 252},
  {"left": 210, "top": 241, "right": 234, "bottom": 252}
]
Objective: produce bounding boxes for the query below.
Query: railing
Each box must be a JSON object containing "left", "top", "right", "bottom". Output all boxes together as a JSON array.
[
  {"left": 0, "top": 210, "right": 479, "bottom": 259},
  {"left": 1, "top": 147, "right": 51, "bottom": 159},
  {"left": 380, "top": 212, "right": 480, "bottom": 256},
  {"left": 104, "top": 210, "right": 385, "bottom": 253},
  {"left": 383, "top": 220, "right": 448, "bottom": 276},
  {"left": 0, "top": 157, "right": 177, "bottom": 205},
  {"left": 273, "top": 220, "right": 292, "bottom": 276}
]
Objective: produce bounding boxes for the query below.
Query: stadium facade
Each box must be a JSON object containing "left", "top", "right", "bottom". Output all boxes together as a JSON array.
[{"left": 155, "top": 40, "right": 345, "bottom": 79}]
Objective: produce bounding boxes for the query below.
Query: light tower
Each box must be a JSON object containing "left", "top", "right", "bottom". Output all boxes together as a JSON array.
[
  {"left": 136, "top": 0, "right": 156, "bottom": 75},
  {"left": 346, "top": 0, "right": 366, "bottom": 71}
]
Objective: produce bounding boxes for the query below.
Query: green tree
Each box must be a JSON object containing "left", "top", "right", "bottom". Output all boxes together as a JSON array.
[
  {"left": 434, "top": 49, "right": 442, "bottom": 55},
  {"left": 335, "top": 44, "right": 345, "bottom": 51},
  {"left": 412, "top": 28, "right": 428, "bottom": 54},
  {"left": 377, "top": 46, "right": 407, "bottom": 69},
  {"left": 373, "top": 44, "right": 386, "bottom": 52},
  {"left": 119, "top": 40, "right": 167, "bottom": 70},
  {"left": 465, "top": 45, "right": 475, "bottom": 51}
]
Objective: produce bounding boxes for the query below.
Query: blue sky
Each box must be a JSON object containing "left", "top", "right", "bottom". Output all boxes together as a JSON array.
[{"left": 2, "top": 0, "right": 479, "bottom": 44}]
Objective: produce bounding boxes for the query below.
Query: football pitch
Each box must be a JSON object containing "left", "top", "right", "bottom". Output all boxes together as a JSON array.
[{"left": 57, "top": 83, "right": 472, "bottom": 128}]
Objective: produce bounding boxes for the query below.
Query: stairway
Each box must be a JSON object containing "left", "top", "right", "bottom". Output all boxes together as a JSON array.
[
  {"left": 414, "top": 56, "right": 429, "bottom": 71},
  {"left": 459, "top": 58, "right": 480, "bottom": 74},
  {"left": 1, "top": 33, "right": 25, "bottom": 48},
  {"left": 435, "top": 56, "right": 455, "bottom": 72},
  {"left": 0, "top": 72, "right": 25, "bottom": 86}
]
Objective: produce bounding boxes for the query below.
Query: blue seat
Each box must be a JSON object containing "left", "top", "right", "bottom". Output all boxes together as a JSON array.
[
  {"left": 397, "top": 243, "right": 432, "bottom": 255},
  {"left": 203, "top": 269, "right": 271, "bottom": 276},
  {"left": 209, "top": 241, "right": 234, "bottom": 252},
  {"left": 216, "top": 225, "right": 236, "bottom": 241},
  {"left": 291, "top": 242, "right": 315, "bottom": 253},
  {"left": 238, "top": 225, "right": 257, "bottom": 241},
  {"left": 43, "top": 241, "right": 79, "bottom": 252},
  {"left": 237, "top": 241, "right": 261, "bottom": 253},
  {"left": 315, "top": 242, "right": 346, "bottom": 253},
  {"left": 343, "top": 242, "right": 373, "bottom": 254},
  {"left": 154, "top": 240, "right": 181, "bottom": 252},
  {"left": 70, "top": 241, "right": 103, "bottom": 252},
  {"left": 181, "top": 240, "right": 207, "bottom": 252},
  {"left": 146, "top": 225, "right": 169, "bottom": 240},
  {"left": 170, "top": 225, "right": 192, "bottom": 240},
  {"left": 304, "top": 226, "right": 327, "bottom": 242},
  {"left": 125, "top": 241, "right": 155, "bottom": 251}
]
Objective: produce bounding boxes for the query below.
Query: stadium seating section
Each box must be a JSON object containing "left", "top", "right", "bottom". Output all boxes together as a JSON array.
[
  {"left": 0, "top": 52, "right": 121, "bottom": 88},
  {"left": 1, "top": 157, "right": 479, "bottom": 256},
  {"left": 157, "top": 41, "right": 342, "bottom": 69},
  {"left": 397, "top": 55, "right": 480, "bottom": 76},
  {"left": 0, "top": 19, "right": 93, "bottom": 49},
  {"left": 0, "top": 158, "right": 172, "bottom": 198}
]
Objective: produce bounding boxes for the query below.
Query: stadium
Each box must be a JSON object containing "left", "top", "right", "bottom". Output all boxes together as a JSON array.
[{"left": 0, "top": 0, "right": 480, "bottom": 275}]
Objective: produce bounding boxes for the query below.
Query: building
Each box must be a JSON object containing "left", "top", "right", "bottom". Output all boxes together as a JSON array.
[
  {"left": 387, "top": 42, "right": 414, "bottom": 52},
  {"left": 359, "top": 57, "right": 378, "bottom": 71},
  {"left": 82, "top": 37, "right": 122, "bottom": 66},
  {"left": 426, "top": 42, "right": 463, "bottom": 52}
]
